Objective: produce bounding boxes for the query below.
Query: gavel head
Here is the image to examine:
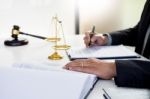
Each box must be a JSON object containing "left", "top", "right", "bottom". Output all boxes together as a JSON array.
[
  {"left": 11, "top": 25, "right": 20, "bottom": 39},
  {"left": 4, "top": 25, "right": 28, "bottom": 46}
]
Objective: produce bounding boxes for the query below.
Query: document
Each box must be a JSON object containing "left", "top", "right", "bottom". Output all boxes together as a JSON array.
[
  {"left": 67, "top": 45, "right": 140, "bottom": 60},
  {"left": 0, "top": 67, "right": 97, "bottom": 99}
]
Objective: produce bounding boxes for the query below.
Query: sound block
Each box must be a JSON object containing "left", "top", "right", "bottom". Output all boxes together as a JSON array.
[{"left": 4, "top": 38, "right": 28, "bottom": 46}]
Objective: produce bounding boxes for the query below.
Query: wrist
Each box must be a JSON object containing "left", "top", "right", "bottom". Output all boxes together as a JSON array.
[
  {"left": 108, "top": 62, "right": 116, "bottom": 78},
  {"left": 103, "top": 34, "right": 112, "bottom": 45},
  {"left": 103, "top": 35, "right": 109, "bottom": 45}
]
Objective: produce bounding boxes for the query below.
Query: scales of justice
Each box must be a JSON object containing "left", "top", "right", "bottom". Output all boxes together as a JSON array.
[
  {"left": 48, "top": 15, "right": 71, "bottom": 60},
  {"left": 4, "top": 15, "right": 70, "bottom": 60}
]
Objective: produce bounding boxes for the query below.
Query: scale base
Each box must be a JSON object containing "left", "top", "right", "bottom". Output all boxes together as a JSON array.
[
  {"left": 48, "top": 52, "right": 63, "bottom": 60},
  {"left": 4, "top": 38, "right": 28, "bottom": 46}
]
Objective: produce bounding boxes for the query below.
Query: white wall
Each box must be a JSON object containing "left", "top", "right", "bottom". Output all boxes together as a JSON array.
[
  {"left": 0, "top": 0, "right": 75, "bottom": 36},
  {"left": 79, "top": 0, "right": 146, "bottom": 34},
  {"left": 0, "top": 0, "right": 146, "bottom": 36},
  {"left": 121, "top": 0, "right": 146, "bottom": 29}
]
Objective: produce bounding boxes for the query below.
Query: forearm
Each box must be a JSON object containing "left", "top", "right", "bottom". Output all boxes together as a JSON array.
[
  {"left": 109, "top": 24, "right": 139, "bottom": 46},
  {"left": 114, "top": 60, "right": 150, "bottom": 88}
]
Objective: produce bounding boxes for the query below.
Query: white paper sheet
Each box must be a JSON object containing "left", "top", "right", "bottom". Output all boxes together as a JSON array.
[{"left": 67, "top": 45, "right": 140, "bottom": 60}]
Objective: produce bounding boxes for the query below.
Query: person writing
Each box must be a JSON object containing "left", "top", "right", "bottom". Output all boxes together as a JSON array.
[{"left": 64, "top": 0, "right": 150, "bottom": 88}]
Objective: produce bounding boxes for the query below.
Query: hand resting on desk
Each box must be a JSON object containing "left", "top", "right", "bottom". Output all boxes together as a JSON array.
[{"left": 64, "top": 58, "right": 116, "bottom": 80}]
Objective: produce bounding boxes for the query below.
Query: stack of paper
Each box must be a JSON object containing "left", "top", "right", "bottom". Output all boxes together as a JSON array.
[{"left": 0, "top": 67, "right": 97, "bottom": 99}]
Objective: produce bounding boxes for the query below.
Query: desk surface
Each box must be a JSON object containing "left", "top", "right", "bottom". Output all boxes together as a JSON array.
[{"left": 0, "top": 35, "right": 150, "bottom": 99}]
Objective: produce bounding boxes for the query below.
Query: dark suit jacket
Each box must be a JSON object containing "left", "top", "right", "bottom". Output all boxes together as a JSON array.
[{"left": 110, "top": 0, "right": 150, "bottom": 88}]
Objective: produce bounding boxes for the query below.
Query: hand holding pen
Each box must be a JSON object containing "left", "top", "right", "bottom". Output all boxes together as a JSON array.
[{"left": 83, "top": 26, "right": 109, "bottom": 47}]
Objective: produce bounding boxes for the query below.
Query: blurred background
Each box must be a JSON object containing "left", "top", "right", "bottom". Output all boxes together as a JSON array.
[
  {"left": 79, "top": 0, "right": 146, "bottom": 34},
  {"left": 0, "top": 0, "right": 146, "bottom": 36}
]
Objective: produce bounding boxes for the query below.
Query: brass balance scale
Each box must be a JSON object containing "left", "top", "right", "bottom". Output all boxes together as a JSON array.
[{"left": 48, "top": 15, "right": 71, "bottom": 60}]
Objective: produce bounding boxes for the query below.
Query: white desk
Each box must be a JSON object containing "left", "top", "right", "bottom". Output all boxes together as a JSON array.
[{"left": 0, "top": 35, "right": 150, "bottom": 99}]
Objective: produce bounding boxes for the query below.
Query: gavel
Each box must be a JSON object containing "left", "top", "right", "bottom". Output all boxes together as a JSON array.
[{"left": 4, "top": 25, "right": 60, "bottom": 46}]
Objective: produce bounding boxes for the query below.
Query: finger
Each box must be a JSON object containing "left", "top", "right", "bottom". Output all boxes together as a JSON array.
[
  {"left": 64, "top": 60, "right": 81, "bottom": 69},
  {"left": 68, "top": 65, "right": 96, "bottom": 75},
  {"left": 63, "top": 62, "right": 75, "bottom": 69},
  {"left": 85, "top": 32, "right": 90, "bottom": 37},
  {"left": 84, "top": 36, "right": 90, "bottom": 47},
  {"left": 63, "top": 62, "right": 71, "bottom": 69},
  {"left": 63, "top": 65, "right": 68, "bottom": 69},
  {"left": 64, "top": 59, "right": 89, "bottom": 69},
  {"left": 73, "top": 59, "right": 92, "bottom": 67},
  {"left": 84, "top": 32, "right": 91, "bottom": 47},
  {"left": 85, "top": 32, "right": 90, "bottom": 40}
]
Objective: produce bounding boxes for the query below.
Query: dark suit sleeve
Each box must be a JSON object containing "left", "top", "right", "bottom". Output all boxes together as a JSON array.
[
  {"left": 114, "top": 60, "right": 150, "bottom": 88},
  {"left": 110, "top": 24, "right": 139, "bottom": 46}
]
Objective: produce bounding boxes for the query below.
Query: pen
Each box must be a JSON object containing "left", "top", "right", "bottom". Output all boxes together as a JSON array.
[
  {"left": 102, "top": 88, "right": 111, "bottom": 99},
  {"left": 88, "top": 26, "right": 95, "bottom": 46}
]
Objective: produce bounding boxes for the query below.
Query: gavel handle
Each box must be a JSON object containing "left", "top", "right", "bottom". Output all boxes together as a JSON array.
[{"left": 20, "top": 32, "right": 46, "bottom": 40}]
